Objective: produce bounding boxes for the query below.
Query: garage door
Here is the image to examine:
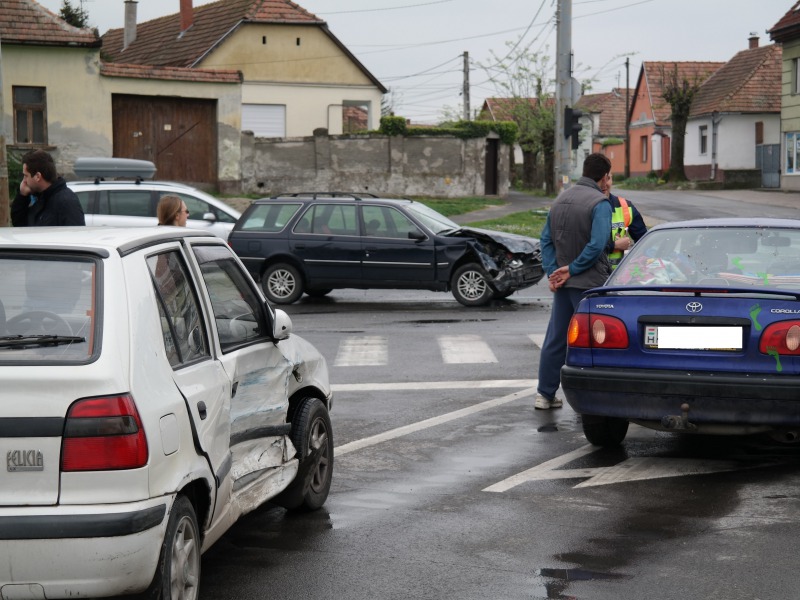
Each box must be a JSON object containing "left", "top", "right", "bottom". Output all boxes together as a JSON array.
[{"left": 242, "top": 104, "right": 286, "bottom": 138}]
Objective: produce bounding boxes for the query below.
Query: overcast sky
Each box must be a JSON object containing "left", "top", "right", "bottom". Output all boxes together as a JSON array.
[{"left": 37, "top": 0, "right": 786, "bottom": 123}]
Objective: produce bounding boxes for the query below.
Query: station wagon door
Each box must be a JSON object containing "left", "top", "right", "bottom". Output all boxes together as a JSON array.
[
  {"left": 291, "top": 203, "right": 362, "bottom": 284},
  {"left": 189, "top": 244, "right": 296, "bottom": 489}
]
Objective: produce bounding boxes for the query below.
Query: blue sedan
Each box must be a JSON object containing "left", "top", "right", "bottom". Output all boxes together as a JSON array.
[{"left": 561, "top": 218, "right": 800, "bottom": 447}]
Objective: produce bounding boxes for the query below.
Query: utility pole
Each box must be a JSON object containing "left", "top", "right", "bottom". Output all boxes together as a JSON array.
[
  {"left": 0, "top": 36, "right": 8, "bottom": 227},
  {"left": 462, "top": 51, "right": 470, "bottom": 121},
  {"left": 625, "top": 57, "right": 630, "bottom": 179},
  {"left": 555, "top": 0, "right": 572, "bottom": 192}
]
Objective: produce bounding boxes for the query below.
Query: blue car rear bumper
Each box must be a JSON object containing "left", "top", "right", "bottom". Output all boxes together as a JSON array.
[{"left": 561, "top": 365, "right": 800, "bottom": 426}]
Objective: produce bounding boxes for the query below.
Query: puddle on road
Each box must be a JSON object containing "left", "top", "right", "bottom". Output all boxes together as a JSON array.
[{"left": 539, "top": 567, "right": 631, "bottom": 581}]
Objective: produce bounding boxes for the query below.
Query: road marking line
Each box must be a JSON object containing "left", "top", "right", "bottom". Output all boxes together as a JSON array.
[
  {"left": 438, "top": 334, "right": 497, "bottom": 363},
  {"left": 484, "top": 446, "right": 748, "bottom": 492},
  {"left": 334, "top": 387, "right": 536, "bottom": 456},
  {"left": 483, "top": 445, "right": 597, "bottom": 492},
  {"left": 330, "top": 379, "right": 535, "bottom": 392},
  {"left": 528, "top": 333, "right": 545, "bottom": 348},
  {"left": 334, "top": 335, "right": 387, "bottom": 366}
]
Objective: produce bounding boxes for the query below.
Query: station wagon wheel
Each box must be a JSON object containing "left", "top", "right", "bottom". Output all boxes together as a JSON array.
[
  {"left": 581, "top": 414, "right": 629, "bottom": 448},
  {"left": 146, "top": 494, "right": 200, "bottom": 600},
  {"left": 262, "top": 262, "right": 304, "bottom": 304},
  {"left": 451, "top": 263, "right": 493, "bottom": 307},
  {"left": 274, "top": 397, "right": 334, "bottom": 511}
]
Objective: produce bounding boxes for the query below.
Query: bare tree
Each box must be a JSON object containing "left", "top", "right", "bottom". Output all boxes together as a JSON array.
[
  {"left": 659, "top": 65, "right": 710, "bottom": 182},
  {"left": 480, "top": 43, "right": 557, "bottom": 192}
]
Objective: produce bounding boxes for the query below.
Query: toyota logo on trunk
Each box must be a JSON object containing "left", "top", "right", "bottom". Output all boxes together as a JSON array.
[{"left": 686, "top": 301, "right": 703, "bottom": 313}]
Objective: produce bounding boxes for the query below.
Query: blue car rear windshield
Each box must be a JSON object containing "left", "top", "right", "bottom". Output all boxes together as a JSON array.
[{"left": 609, "top": 226, "right": 800, "bottom": 289}]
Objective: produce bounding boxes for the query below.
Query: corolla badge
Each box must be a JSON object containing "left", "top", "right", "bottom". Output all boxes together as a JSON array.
[{"left": 685, "top": 301, "right": 703, "bottom": 313}]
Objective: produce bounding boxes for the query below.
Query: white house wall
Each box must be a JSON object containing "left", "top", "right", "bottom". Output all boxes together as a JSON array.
[
  {"left": 685, "top": 114, "right": 780, "bottom": 169},
  {"left": 242, "top": 81, "right": 381, "bottom": 136}
]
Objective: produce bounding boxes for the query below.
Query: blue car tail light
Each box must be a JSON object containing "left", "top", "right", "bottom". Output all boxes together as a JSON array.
[{"left": 568, "top": 313, "right": 628, "bottom": 349}]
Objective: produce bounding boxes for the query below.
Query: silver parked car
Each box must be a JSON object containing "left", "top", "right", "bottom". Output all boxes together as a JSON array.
[
  {"left": 0, "top": 226, "right": 333, "bottom": 599},
  {"left": 68, "top": 157, "right": 240, "bottom": 239}
]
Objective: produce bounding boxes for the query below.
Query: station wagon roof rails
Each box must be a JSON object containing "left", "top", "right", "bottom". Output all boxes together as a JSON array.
[
  {"left": 73, "top": 157, "right": 157, "bottom": 185},
  {"left": 271, "top": 192, "right": 379, "bottom": 199}
]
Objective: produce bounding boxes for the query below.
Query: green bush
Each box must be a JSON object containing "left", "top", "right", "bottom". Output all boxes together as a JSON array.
[
  {"left": 7, "top": 151, "right": 23, "bottom": 200},
  {"left": 379, "top": 116, "right": 407, "bottom": 136}
]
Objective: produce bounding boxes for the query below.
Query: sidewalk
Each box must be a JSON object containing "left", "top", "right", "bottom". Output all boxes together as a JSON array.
[{"left": 450, "top": 191, "right": 550, "bottom": 225}]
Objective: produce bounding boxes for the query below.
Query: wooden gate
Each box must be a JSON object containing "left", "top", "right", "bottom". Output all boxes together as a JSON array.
[{"left": 112, "top": 95, "right": 217, "bottom": 187}]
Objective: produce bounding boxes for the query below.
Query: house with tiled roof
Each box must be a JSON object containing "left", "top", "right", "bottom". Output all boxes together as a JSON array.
[
  {"left": 685, "top": 36, "right": 782, "bottom": 187},
  {"left": 100, "top": 0, "right": 387, "bottom": 138},
  {"left": 770, "top": 1, "right": 800, "bottom": 190},
  {"left": 478, "top": 97, "right": 549, "bottom": 165},
  {"left": 1, "top": 0, "right": 243, "bottom": 191},
  {"left": 628, "top": 61, "right": 723, "bottom": 177},
  {"left": 574, "top": 88, "right": 634, "bottom": 177}
]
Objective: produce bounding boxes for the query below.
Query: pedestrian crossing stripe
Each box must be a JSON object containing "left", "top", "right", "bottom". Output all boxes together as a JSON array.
[{"left": 334, "top": 333, "right": 541, "bottom": 367}]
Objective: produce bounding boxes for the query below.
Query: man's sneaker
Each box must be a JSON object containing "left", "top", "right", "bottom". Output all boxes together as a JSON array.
[{"left": 535, "top": 394, "right": 563, "bottom": 410}]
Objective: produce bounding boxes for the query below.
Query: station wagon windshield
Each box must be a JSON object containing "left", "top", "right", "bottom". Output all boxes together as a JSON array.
[{"left": 403, "top": 202, "right": 460, "bottom": 234}]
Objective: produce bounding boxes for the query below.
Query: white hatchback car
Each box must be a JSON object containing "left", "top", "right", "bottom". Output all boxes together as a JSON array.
[
  {"left": 67, "top": 158, "right": 241, "bottom": 239},
  {"left": 0, "top": 227, "right": 333, "bottom": 599}
]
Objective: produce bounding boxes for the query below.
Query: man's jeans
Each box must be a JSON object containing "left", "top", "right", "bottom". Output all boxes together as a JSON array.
[{"left": 537, "top": 287, "right": 586, "bottom": 400}]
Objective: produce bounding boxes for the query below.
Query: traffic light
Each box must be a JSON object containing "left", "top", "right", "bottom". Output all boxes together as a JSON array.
[{"left": 564, "top": 107, "right": 583, "bottom": 150}]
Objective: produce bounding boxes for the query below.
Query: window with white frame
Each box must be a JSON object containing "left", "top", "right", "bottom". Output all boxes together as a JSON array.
[
  {"left": 795, "top": 59, "right": 800, "bottom": 95},
  {"left": 699, "top": 125, "right": 708, "bottom": 155},
  {"left": 13, "top": 86, "right": 47, "bottom": 145},
  {"left": 786, "top": 132, "right": 800, "bottom": 174}
]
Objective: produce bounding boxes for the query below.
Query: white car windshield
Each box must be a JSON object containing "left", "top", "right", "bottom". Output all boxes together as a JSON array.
[{"left": 403, "top": 202, "right": 460, "bottom": 234}]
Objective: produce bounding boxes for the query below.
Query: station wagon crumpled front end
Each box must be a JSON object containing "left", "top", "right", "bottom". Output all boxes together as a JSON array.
[{"left": 458, "top": 227, "right": 544, "bottom": 293}]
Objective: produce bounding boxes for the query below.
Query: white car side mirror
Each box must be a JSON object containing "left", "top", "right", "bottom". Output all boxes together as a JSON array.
[{"left": 272, "top": 308, "right": 292, "bottom": 341}]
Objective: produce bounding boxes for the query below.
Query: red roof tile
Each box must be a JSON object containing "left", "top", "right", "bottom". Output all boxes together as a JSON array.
[
  {"left": 479, "top": 97, "right": 554, "bottom": 122},
  {"left": 101, "top": 0, "right": 323, "bottom": 68},
  {"left": 0, "top": 0, "right": 100, "bottom": 47},
  {"left": 100, "top": 62, "right": 241, "bottom": 84},
  {"left": 690, "top": 44, "right": 781, "bottom": 116},
  {"left": 640, "top": 61, "right": 724, "bottom": 127},
  {"left": 769, "top": 1, "right": 800, "bottom": 43},
  {"left": 576, "top": 88, "right": 634, "bottom": 137}
]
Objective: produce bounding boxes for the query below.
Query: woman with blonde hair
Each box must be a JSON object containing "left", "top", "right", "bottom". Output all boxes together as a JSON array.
[{"left": 157, "top": 195, "right": 189, "bottom": 226}]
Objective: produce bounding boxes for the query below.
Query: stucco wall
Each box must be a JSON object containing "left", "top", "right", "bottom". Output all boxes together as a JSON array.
[
  {"left": 241, "top": 131, "right": 509, "bottom": 197},
  {"left": 2, "top": 45, "right": 242, "bottom": 190},
  {"left": 686, "top": 114, "right": 780, "bottom": 171}
]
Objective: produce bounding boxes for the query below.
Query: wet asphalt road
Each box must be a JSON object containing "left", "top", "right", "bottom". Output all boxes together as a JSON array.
[{"left": 197, "top": 190, "right": 800, "bottom": 600}]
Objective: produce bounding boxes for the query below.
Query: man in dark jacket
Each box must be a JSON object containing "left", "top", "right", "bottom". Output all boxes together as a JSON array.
[
  {"left": 11, "top": 150, "right": 84, "bottom": 227},
  {"left": 535, "top": 153, "right": 612, "bottom": 410}
]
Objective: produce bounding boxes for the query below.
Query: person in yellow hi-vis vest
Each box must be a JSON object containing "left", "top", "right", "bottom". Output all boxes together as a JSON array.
[{"left": 602, "top": 174, "right": 647, "bottom": 270}]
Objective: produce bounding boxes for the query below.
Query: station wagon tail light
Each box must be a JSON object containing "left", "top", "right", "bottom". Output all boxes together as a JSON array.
[
  {"left": 568, "top": 313, "right": 628, "bottom": 349},
  {"left": 61, "top": 394, "right": 148, "bottom": 471},
  {"left": 759, "top": 321, "right": 800, "bottom": 356}
]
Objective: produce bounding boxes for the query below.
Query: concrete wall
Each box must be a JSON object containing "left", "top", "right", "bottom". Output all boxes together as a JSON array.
[{"left": 241, "top": 131, "right": 510, "bottom": 197}]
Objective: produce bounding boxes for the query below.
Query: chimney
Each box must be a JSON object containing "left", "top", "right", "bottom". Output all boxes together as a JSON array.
[
  {"left": 180, "top": 0, "right": 194, "bottom": 33},
  {"left": 749, "top": 32, "right": 759, "bottom": 49},
  {"left": 123, "top": 0, "right": 137, "bottom": 50}
]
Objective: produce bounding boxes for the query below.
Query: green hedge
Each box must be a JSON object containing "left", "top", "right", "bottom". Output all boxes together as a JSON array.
[{"left": 378, "top": 118, "right": 518, "bottom": 146}]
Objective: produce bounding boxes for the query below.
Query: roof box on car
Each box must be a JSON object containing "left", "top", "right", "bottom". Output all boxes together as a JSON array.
[{"left": 73, "top": 157, "right": 157, "bottom": 181}]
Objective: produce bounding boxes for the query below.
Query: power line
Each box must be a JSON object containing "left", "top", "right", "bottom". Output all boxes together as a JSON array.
[{"left": 318, "top": 0, "right": 456, "bottom": 15}]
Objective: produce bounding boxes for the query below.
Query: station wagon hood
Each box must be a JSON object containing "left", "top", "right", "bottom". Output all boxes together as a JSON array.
[{"left": 451, "top": 227, "right": 540, "bottom": 254}]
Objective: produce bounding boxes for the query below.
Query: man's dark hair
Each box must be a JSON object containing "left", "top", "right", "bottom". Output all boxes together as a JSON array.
[
  {"left": 22, "top": 149, "right": 57, "bottom": 183},
  {"left": 582, "top": 153, "right": 612, "bottom": 182}
]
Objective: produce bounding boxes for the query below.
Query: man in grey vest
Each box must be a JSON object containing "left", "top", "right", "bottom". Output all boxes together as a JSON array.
[{"left": 535, "top": 153, "right": 612, "bottom": 409}]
